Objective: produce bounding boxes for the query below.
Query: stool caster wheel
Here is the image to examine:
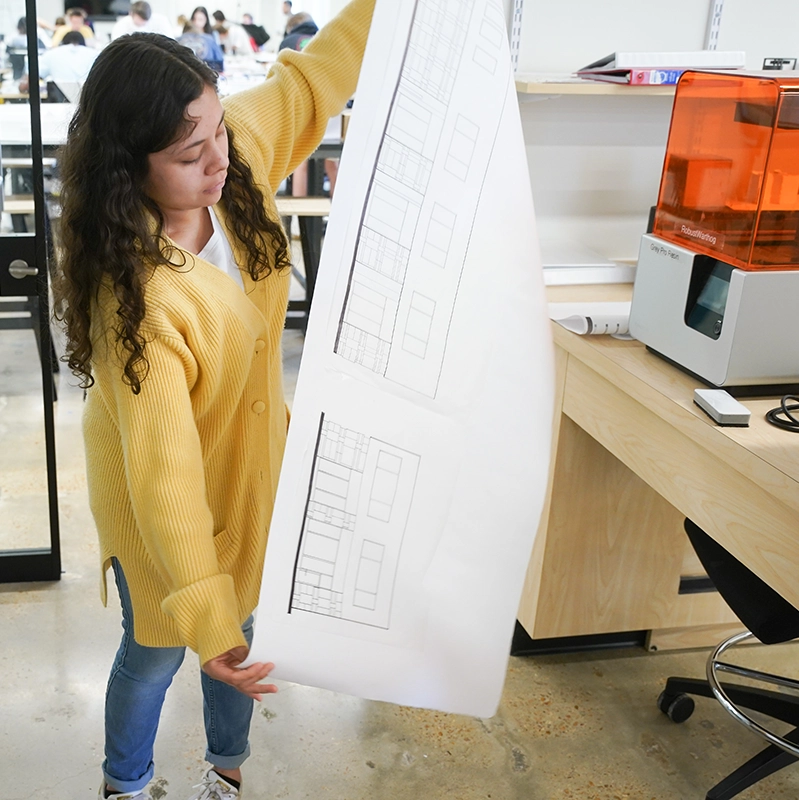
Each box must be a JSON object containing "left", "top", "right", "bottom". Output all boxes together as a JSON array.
[{"left": 657, "top": 690, "right": 695, "bottom": 723}]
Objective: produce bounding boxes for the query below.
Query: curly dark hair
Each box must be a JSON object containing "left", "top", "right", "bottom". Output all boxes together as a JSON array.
[{"left": 53, "top": 33, "right": 290, "bottom": 394}]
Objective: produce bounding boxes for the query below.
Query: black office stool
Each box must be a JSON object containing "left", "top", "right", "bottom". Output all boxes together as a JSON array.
[{"left": 657, "top": 519, "right": 799, "bottom": 799}]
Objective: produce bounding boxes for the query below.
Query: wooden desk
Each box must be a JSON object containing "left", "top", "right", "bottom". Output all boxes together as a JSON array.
[
  {"left": 0, "top": 103, "right": 75, "bottom": 146},
  {"left": 0, "top": 89, "right": 30, "bottom": 103},
  {"left": 519, "top": 284, "right": 799, "bottom": 651},
  {"left": 276, "top": 196, "right": 332, "bottom": 332}
]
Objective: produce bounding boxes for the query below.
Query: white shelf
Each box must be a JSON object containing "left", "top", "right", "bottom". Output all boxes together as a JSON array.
[{"left": 515, "top": 73, "right": 677, "bottom": 96}]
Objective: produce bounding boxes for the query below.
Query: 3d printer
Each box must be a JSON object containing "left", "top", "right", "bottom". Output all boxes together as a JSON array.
[{"left": 629, "top": 70, "right": 799, "bottom": 390}]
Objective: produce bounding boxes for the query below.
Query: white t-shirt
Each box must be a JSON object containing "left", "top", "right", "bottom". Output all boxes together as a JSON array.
[
  {"left": 111, "top": 12, "right": 176, "bottom": 40},
  {"left": 38, "top": 44, "right": 99, "bottom": 83},
  {"left": 198, "top": 209, "right": 245, "bottom": 290},
  {"left": 221, "top": 22, "right": 254, "bottom": 54}
]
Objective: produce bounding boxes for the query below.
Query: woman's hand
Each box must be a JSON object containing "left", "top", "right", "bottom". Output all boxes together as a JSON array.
[{"left": 202, "top": 646, "right": 278, "bottom": 701}]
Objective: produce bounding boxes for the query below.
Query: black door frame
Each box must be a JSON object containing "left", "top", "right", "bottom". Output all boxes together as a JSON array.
[{"left": 0, "top": 0, "right": 61, "bottom": 583}]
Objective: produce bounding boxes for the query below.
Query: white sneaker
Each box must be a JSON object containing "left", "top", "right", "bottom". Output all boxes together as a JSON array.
[
  {"left": 98, "top": 786, "right": 149, "bottom": 800},
  {"left": 187, "top": 769, "right": 240, "bottom": 800}
]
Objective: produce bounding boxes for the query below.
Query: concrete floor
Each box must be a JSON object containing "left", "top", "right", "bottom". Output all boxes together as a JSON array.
[{"left": 2, "top": 325, "right": 799, "bottom": 799}]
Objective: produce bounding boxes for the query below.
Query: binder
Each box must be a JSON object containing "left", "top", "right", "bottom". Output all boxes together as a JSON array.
[
  {"left": 630, "top": 68, "right": 684, "bottom": 85},
  {"left": 583, "top": 68, "right": 686, "bottom": 86}
]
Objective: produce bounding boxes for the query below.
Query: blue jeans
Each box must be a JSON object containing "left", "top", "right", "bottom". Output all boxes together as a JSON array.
[{"left": 103, "top": 559, "right": 254, "bottom": 794}]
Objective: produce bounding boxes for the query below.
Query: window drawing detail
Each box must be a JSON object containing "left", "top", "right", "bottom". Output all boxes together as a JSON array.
[
  {"left": 334, "top": 0, "right": 510, "bottom": 398},
  {"left": 290, "top": 416, "right": 421, "bottom": 629}
]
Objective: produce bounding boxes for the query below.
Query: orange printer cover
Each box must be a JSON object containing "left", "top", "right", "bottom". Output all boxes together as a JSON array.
[{"left": 654, "top": 70, "right": 799, "bottom": 270}]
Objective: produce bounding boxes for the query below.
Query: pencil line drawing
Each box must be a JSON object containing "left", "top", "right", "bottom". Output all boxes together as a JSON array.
[
  {"left": 334, "top": 0, "right": 510, "bottom": 398},
  {"left": 290, "top": 416, "right": 421, "bottom": 628}
]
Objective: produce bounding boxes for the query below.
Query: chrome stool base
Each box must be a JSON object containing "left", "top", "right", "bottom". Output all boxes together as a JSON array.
[{"left": 707, "top": 630, "right": 799, "bottom": 758}]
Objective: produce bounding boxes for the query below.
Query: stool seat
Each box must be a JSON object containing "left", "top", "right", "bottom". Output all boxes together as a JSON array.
[{"left": 658, "top": 519, "right": 799, "bottom": 799}]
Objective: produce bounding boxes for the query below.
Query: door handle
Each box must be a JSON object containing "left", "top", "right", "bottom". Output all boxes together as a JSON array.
[{"left": 8, "top": 259, "right": 38, "bottom": 279}]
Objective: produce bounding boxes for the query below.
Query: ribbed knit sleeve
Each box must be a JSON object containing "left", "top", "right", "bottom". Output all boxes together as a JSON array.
[
  {"left": 102, "top": 327, "right": 247, "bottom": 662},
  {"left": 222, "top": 0, "right": 375, "bottom": 189}
]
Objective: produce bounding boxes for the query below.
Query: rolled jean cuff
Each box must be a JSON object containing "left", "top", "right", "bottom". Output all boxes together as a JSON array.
[
  {"left": 206, "top": 741, "right": 251, "bottom": 770},
  {"left": 102, "top": 762, "right": 154, "bottom": 795}
]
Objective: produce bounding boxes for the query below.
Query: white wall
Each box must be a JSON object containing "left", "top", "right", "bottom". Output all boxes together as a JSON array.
[
  {"left": 517, "top": 0, "right": 711, "bottom": 75},
  {"left": 714, "top": 0, "right": 799, "bottom": 70},
  {"left": 516, "top": 0, "right": 799, "bottom": 75},
  {"left": 520, "top": 92, "right": 674, "bottom": 262}
]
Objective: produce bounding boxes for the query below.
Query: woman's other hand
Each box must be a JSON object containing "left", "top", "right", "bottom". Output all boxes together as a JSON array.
[{"left": 202, "top": 646, "right": 278, "bottom": 700}]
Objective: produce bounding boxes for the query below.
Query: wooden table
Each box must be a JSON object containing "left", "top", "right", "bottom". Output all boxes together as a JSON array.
[
  {"left": 518, "top": 284, "right": 799, "bottom": 651},
  {"left": 0, "top": 102, "right": 74, "bottom": 146},
  {"left": 0, "top": 89, "right": 29, "bottom": 103}
]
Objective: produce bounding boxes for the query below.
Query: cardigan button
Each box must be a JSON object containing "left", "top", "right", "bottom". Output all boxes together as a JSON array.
[
  {"left": 254, "top": 339, "right": 266, "bottom": 352},
  {"left": 252, "top": 401, "right": 266, "bottom": 414}
]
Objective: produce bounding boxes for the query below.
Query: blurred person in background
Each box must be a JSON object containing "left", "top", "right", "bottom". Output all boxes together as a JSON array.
[
  {"left": 278, "top": 11, "right": 317, "bottom": 52},
  {"left": 19, "top": 31, "right": 98, "bottom": 96},
  {"left": 280, "top": 0, "right": 292, "bottom": 34},
  {"left": 111, "top": 1, "right": 175, "bottom": 40},
  {"left": 178, "top": 20, "right": 224, "bottom": 71},
  {"left": 50, "top": 8, "right": 96, "bottom": 48},
  {"left": 190, "top": 6, "right": 214, "bottom": 35},
  {"left": 9, "top": 15, "right": 51, "bottom": 50},
  {"left": 211, "top": 11, "right": 253, "bottom": 54},
  {"left": 240, "top": 12, "right": 269, "bottom": 50}
]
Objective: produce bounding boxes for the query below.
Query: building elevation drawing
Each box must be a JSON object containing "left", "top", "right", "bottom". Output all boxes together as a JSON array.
[
  {"left": 247, "top": 0, "right": 554, "bottom": 719},
  {"left": 290, "top": 415, "right": 420, "bottom": 628},
  {"left": 288, "top": 0, "right": 511, "bottom": 633},
  {"left": 335, "top": 0, "right": 510, "bottom": 398}
]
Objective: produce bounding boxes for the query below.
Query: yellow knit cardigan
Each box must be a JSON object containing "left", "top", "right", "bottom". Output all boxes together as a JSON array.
[{"left": 83, "top": 0, "right": 374, "bottom": 666}]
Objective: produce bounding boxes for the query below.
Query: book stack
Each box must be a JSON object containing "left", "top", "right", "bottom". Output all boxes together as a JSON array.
[{"left": 576, "top": 51, "right": 746, "bottom": 86}]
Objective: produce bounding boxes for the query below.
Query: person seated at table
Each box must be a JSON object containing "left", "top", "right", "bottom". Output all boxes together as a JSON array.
[
  {"left": 240, "top": 13, "right": 270, "bottom": 50},
  {"left": 189, "top": 6, "right": 215, "bottom": 35},
  {"left": 278, "top": 11, "right": 318, "bottom": 52},
  {"left": 111, "top": 1, "right": 174, "bottom": 40},
  {"left": 6, "top": 17, "right": 49, "bottom": 81},
  {"left": 211, "top": 10, "right": 254, "bottom": 54},
  {"left": 8, "top": 16, "right": 50, "bottom": 50},
  {"left": 50, "top": 8, "right": 96, "bottom": 48},
  {"left": 19, "top": 31, "right": 99, "bottom": 100},
  {"left": 177, "top": 21, "right": 224, "bottom": 72}
]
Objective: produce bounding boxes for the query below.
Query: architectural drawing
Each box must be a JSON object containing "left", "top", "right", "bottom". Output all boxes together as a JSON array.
[
  {"left": 246, "top": 0, "right": 554, "bottom": 718},
  {"left": 290, "top": 416, "right": 420, "bottom": 628},
  {"left": 335, "top": 0, "right": 511, "bottom": 398}
]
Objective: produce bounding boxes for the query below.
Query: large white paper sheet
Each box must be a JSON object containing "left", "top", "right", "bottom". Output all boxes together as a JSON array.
[{"left": 247, "top": 0, "right": 555, "bottom": 718}]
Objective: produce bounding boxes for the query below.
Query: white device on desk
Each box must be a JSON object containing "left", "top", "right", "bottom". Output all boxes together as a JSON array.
[
  {"left": 629, "top": 70, "right": 799, "bottom": 390},
  {"left": 694, "top": 388, "right": 751, "bottom": 426},
  {"left": 629, "top": 234, "right": 799, "bottom": 386}
]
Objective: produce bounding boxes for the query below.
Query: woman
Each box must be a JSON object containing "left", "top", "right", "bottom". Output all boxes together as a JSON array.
[
  {"left": 178, "top": 19, "right": 225, "bottom": 72},
  {"left": 53, "top": 1, "right": 373, "bottom": 797},
  {"left": 190, "top": 5, "right": 214, "bottom": 35}
]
